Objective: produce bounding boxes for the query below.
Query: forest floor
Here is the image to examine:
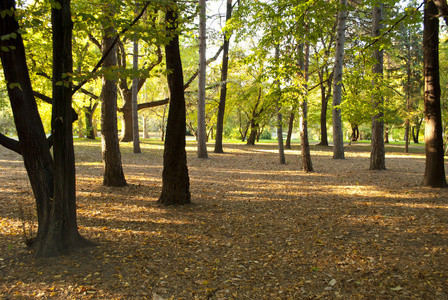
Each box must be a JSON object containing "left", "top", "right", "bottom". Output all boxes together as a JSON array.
[{"left": 1, "top": 139, "right": 448, "bottom": 299}]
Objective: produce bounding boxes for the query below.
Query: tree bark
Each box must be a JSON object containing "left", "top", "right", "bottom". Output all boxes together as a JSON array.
[
  {"left": 275, "top": 46, "right": 286, "bottom": 165},
  {"left": 422, "top": 0, "right": 447, "bottom": 187},
  {"left": 0, "top": 0, "right": 54, "bottom": 253},
  {"left": 132, "top": 26, "right": 141, "bottom": 153},
  {"left": 158, "top": 1, "right": 191, "bottom": 205},
  {"left": 214, "top": 0, "right": 233, "bottom": 154},
  {"left": 285, "top": 109, "right": 295, "bottom": 149},
  {"left": 300, "top": 43, "right": 313, "bottom": 172},
  {"left": 101, "top": 6, "right": 127, "bottom": 187},
  {"left": 316, "top": 70, "right": 330, "bottom": 146},
  {"left": 197, "top": 0, "right": 208, "bottom": 158},
  {"left": 36, "top": 0, "right": 92, "bottom": 257},
  {"left": 370, "top": 2, "right": 386, "bottom": 170},
  {"left": 332, "top": 0, "right": 346, "bottom": 159}
]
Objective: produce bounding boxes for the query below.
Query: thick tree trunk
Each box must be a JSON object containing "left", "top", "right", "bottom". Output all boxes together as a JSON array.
[
  {"left": 197, "top": 0, "right": 208, "bottom": 158},
  {"left": 36, "top": 0, "right": 92, "bottom": 257},
  {"left": 422, "top": 0, "right": 447, "bottom": 187},
  {"left": 214, "top": 0, "right": 233, "bottom": 154},
  {"left": 158, "top": 2, "right": 191, "bottom": 205},
  {"left": 0, "top": 0, "right": 54, "bottom": 252},
  {"left": 246, "top": 120, "right": 257, "bottom": 145},
  {"left": 101, "top": 8, "right": 127, "bottom": 187},
  {"left": 332, "top": 0, "right": 347, "bottom": 159},
  {"left": 370, "top": 3, "right": 386, "bottom": 170}
]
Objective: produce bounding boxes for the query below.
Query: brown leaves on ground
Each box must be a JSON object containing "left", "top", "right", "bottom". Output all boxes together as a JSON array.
[{"left": 1, "top": 140, "right": 447, "bottom": 299}]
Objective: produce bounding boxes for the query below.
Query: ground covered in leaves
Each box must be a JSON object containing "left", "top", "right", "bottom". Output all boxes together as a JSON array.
[{"left": 1, "top": 139, "right": 448, "bottom": 299}]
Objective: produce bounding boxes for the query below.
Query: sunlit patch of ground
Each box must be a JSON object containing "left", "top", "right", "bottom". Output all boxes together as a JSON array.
[{"left": 1, "top": 140, "right": 447, "bottom": 299}]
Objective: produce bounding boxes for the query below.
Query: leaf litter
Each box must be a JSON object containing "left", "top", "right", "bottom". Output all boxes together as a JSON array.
[{"left": 0, "top": 141, "right": 447, "bottom": 299}]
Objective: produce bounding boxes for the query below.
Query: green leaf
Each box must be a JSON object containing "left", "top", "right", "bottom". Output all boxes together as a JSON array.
[
  {"left": 56, "top": 81, "right": 64, "bottom": 86},
  {"left": 1, "top": 46, "right": 9, "bottom": 52},
  {"left": 8, "top": 83, "right": 22, "bottom": 90}
]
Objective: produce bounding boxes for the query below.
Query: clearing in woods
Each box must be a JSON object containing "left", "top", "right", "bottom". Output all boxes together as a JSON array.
[{"left": 0, "top": 140, "right": 447, "bottom": 299}]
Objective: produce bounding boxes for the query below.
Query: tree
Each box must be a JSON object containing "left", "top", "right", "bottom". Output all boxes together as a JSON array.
[
  {"left": 422, "top": 0, "right": 447, "bottom": 187},
  {"left": 158, "top": 1, "right": 191, "bottom": 205},
  {"left": 300, "top": 43, "right": 313, "bottom": 172},
  {"left": 370, "top": 1, "right": 386, "bottom": 170},
  {"left": 0, "top": 0, "right": 91, "bottom": 257},
  {"left": 332, "top": 0, "right": 347, "bottom": 159},
  {"left": 214, "top": 0, "right": 233, "bottom": 154},
  {"left": 275, "top": 45, "right": 285, "bottom": 164},
  {"left": 101, "top": 4, "right": 127, "bottom": 187},
  {"left": 197, "top": 0, "right": 208, "bottom": 158},
  {"left": 132, "top": 9, "right": 141, "bottom": 154}
]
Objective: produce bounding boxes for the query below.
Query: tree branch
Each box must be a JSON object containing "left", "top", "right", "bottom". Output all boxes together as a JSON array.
[
  {"left": 0, "top": 133, "right": 21, "bottom": 155},
  {"left": 72, "top": 1, "right": 151, "bottom": 94}
]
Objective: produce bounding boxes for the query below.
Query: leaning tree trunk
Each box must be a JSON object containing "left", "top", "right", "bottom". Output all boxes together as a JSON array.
[
  {"left": 422, "top": 0, "right": 447, "bottom": 187},
  {"left": 332, "top": 0, "right": 346, "bottom": 159},
  {"left": 214, "top": 0, "right": 233, "bottom": 154},
  {"left": 370, "top": 2, "right": 386, "bottom": 170},
  {"left": 285, "top": 109, "right": 295, "bottom": 149},
  {"left": 0, "top": 0, "right": 54, "bottom": 251},
  {"left": 36, "top": 0, "right": 92, "bottom": 257},
  {"left": 101, "top": 7, "right": 127, "bottom": 187},
  {"left": 158, "top": 1, "right": 191, "bottom": 205}
]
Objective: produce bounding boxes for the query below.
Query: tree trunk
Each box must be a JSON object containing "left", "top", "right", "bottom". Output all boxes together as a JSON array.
[
  {"left": 143, "top": 115, "right": 149, "bottom": 138},
  {"left": 0, "top": 0, "right": 54, "bottom": 253},
  {"left": 246, "top": 120, "right": 257, "bottom": 145},
  {"left": 84, "top": 103, "right": 97, "bottom": 139},
  {"left": 275, "top": 45, "right": 286, "bottom": 165},
  {"left": 158, "top": 1, "right": 191, "bottom": 205},
  {"left": 370, "top": 3, "right": 386, "bottom": 170},
  {"left": 422, "top": 0, "right": 447, "bottom": 187},
  {"left": 300, "top": 43, "right": 313, "bottom": 172},
  {"left": 197, "top": 0, "right": 208, "bottom": 158},
  {"left": 36, "top": 0, "right": 92, "bottom": 257},
  {"left": 317, "top": 70, "right": 330, "bottom": 146},
  {"left": 285, "top": 110, "right": 295, "bottom": 149},
  {"left": 101, "top": 6, "right": 127, "bottom": 187},
  {"left": 332, "top": 0, "right": 347, "bottom": 159},
  {"left": 132, "top": 27, "right": 141, "bottom": 153},
  {"left": 120, "top": 91, "right": 133, "bottom": 142},
  {"left": 214, "top": 0, "right": 233, "bottom": 154}
]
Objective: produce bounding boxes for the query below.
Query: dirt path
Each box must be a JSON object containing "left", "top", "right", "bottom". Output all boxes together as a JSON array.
[{"left": 1, "top": 140, "right": 447, "bottom": 299}]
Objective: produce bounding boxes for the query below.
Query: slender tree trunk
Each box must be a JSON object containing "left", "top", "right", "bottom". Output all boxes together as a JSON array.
[
  {"left": 370, "top": 2, "right": 386, "bottom": 170},
  {"left": 300, "top": 44, "right": 313, "bottom": 172},
  {"left": 132, "top": 24, "right": 141, "bottom": 153},
  {"left": 120, "top": 91, "right": 134, "bottom": 142},
  {"left": 101, "top": 7, "right": 127, "bottom": 187},
  {"left": 158, "top": 1, "right": 191, "bottom": 205},
  {"left": 317, "top": 70, "right": 330, "bottom": 146},
  {"left": 197, "top": 0, "right": 208, "bottom": 158},
  {"left": 332, "top": 0, "right": 346, "bottom": 159},
  {"left": 422, "top": 0, "right": 447, "bottom": 187},
  {"left": 143, "top": 115, "right": 149, "bottom": 138},
  {"left": 275, "top": 46, "right": 286, "bottom": 164},
  {"left": 214, "top": 0, "right": 233, "bottom": 154},
  {"left": 285, "top": 109, "right": 295, "bottom": 149}
]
